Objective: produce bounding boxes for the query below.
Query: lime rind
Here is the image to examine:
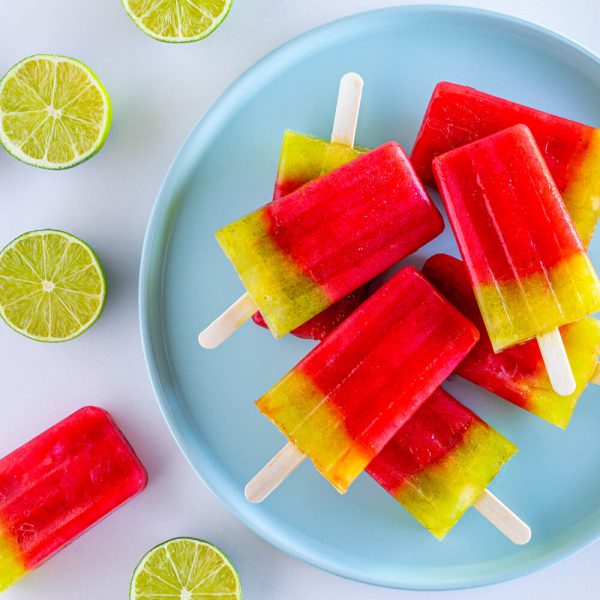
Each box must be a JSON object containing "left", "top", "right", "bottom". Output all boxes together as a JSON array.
[
  {"left": 121, "top": 0, "right": 233, "bottom": 43},
  {"left": 130, "top": 537, "right": 241, "bottom": 600},
  {"left": 0, "top": 54, "right": 112, "bottom": 170},
  {"left": 0, "top": 230, "right": 107, "bottom": 342}
]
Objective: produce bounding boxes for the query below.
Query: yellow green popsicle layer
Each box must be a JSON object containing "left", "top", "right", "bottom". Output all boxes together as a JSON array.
[
  {"left": 273, "top": 130, "right": 366, "bottom": 199},
  {"left": 475, "top": 252, "right": 600, "bottom": 352},
  {"left": 562, "top": 128, "right": 600, "bottom": 247}
]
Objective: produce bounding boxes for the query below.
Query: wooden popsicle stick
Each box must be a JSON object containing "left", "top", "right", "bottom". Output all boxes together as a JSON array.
[
  {"left": 198, "top": 72, "right": 364, "bottom": 350},
  {"left": 537, "top": 329, "right": 576, "bottom": 396},
  {"left": 331, "top": 72, "right": 363, "bottom": 146},
  {"left": 591, "top": 363, "right": 600, "bottom": 385},
  {"left": 245, "top": 442, "right": 306, "bottom": 503},
  {"left": 198, "top": 292, "right": 257, "bottom": 349},
  {"left": 473, "top": 489, "right": 531, "bottom": 545},
  {"left": 247, "top": 442, "right": 531, "bottom": 545}
]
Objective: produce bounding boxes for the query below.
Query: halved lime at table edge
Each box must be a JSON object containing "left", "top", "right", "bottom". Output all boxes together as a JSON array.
[
  {"left": 130, "top": 538, "right": 241, "bottom": 600},
  {"left": 0, "top": 230, "right": 107, "bottom": 342},
  {"left": 122, "top": 0, "right": 232, "bottom": 43},
  {"left": 0, "top": 54, "right": 111, "bottom": 169}
]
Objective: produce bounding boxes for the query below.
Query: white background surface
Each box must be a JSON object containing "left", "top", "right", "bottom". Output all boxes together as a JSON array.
[{"left": 0, "top": 1, "right": 598, "bottom": 598}]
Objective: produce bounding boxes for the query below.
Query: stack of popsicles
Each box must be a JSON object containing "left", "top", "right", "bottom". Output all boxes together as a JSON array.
[
  {"left": 198, "top": 73, "right": 600, "bottom": 544},
  {"left": 423, "top": 253, "right": 600, "bottom": 429}
]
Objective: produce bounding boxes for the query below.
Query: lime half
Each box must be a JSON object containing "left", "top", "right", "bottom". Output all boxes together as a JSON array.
[
  {"left": 0, "top": 230, "right": 107, "bottom": 342},
  {"left": 122, "top": 0, "right": 232, "bottom": 43},
  {"left": 130, "top": 538, "right": 241, "bottom": 600},
  {"left": 0, "top": 55, "right": 111, "bottom": 169}
]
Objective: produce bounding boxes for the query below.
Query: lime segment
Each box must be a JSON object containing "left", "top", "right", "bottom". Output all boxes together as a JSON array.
[
  {"left": 0, "top": 230, "right": 107, "bottom": 342},
  {"left": 122, "top": 0, "right": 232, "bottom": 43},
  {"left": 0, "top": 55, "right": 111, "bottom": 169},
  {"left": 130, "top": 538, "right": 241, "bottom": 599}
]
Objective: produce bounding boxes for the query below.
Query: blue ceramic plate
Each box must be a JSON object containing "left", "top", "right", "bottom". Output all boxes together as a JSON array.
[{"left": 140, "top": 6, "right": 600, "bottom": 590}]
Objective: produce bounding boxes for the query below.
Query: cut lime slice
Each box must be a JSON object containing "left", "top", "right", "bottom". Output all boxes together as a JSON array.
[
  {"left": 0, "top": 230, "right": 107, "bottom": 342},
  {"left": 130, "top": 538, "right": 241, "bottom": 600},
  {"left": 122, "top": 0, "right": 232, "bottom": 43},
  {"left": 0, "top": 55, "right": 111, "bottom": 169}
]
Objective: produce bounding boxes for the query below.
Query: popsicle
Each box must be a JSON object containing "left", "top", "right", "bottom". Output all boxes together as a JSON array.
[
  {"left": 367, "top": 388, "right": 520, "bottom": 541},
  {"left": 423, "top": 254, "right": 600, "bottom": 428},
  {"left": 411, "top": 81, "right": 600, "bottom": 246},
  {"left": 210, "top": 142, "right": 443, "bottom": 341},
  {"left": 200, "top": 73, "right": 366, "bottom": 348},
  {"left": 199, "top": 76, "right": 444, "bottom": 348},
  {"left": 434, "top": 124, "right": 600, "bottom": 396},
  {"left": 252, "top": 73, "right": 369, "bottom": 340},
  {"left": 0, "top": 406, "right": 147, "bottom": 592},
  {"left": 245, "top": 266, "right": 479, "bottom": 499}
]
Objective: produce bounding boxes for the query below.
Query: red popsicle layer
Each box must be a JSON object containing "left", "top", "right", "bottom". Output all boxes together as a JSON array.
[
  {"left": 411, "top": 82, "right": 600, "bottom": 246},
  {"left": 0, "top": 406, "right": 147, "bottom": 591}
]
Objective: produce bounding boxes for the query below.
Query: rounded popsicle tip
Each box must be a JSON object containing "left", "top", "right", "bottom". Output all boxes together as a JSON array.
[
  {"left": 340, "top": 71, "right": 363, "bottom": 88},
  {"left": 513, "top": 523, "right": 532, "bottom": 546},
  {"left": 244, "top": 480, "right": 268, "bottom": 504},
  {"left": 473, "top": 489, "right": 532, "bottom": 545},
  {"left": 551, "top": 377, "right": 577, "bottom": 397},
  {"left": 197, "top": 328, "right": 222, "bottom": 350},
  {"left": 198, "top": 293, "right": 257, "bottom": 349},
  {"left": 244, "top": 443, "right": 306, "bottom": 504},
  {"left": 332, "top": 72, "right": 364, "bottom": 147}
]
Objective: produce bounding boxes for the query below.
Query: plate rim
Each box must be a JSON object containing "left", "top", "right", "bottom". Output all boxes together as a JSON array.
[{"left": 139, "top": 4, "right": 600, "bottom": 591}]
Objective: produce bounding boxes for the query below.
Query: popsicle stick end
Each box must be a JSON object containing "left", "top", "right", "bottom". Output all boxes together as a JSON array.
[
  {"left": 198, "top": 292, "right": 257, "bottom": 350},
  {"left": 537, "top": 329, "right": 576, "bottom": 396},
  {"left": 473, "top": 489, "right": 531, "bottom": 545}
]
